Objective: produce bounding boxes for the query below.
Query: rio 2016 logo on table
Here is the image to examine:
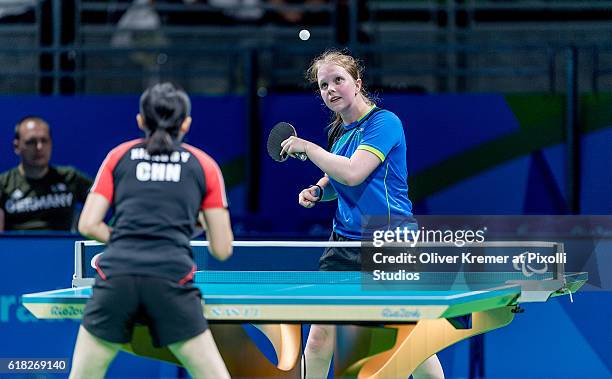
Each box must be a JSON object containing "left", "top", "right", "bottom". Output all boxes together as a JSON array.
[
  {"left": 382, "top": 308, "right": 421, "bottom": 319},
  {"left": 50, "top": 305, "right": 84, "bottom": 318}
]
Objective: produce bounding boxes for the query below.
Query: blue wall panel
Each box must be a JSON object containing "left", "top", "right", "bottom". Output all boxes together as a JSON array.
[
  {"left": 381, "top": 94, "right": 520, "bottom": 173},
  {"left": 424, "top": 155, "right": 530, "bottom": 214},
  {"left": 0, "top": 95, "right": 609, "bottom": 218},
  {"left": 581, "top": 128, "right": 612, "bottom": 214}
]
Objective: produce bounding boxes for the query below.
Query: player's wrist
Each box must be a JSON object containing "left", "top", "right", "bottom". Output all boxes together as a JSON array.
[{"left": 311, "top": 184, "right": 323, "bottom": 202}]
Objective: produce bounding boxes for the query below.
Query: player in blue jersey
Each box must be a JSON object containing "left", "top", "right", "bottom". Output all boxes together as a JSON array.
[{"left": 280, "top": 50, "right": 444, "bottom": 379}]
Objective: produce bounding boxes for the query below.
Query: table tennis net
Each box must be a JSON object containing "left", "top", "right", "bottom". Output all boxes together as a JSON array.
[{"left": 73, "top": 240, "right": 571, "bottom": 291}]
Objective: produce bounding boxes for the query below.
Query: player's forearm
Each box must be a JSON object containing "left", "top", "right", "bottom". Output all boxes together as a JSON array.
[
  {"left": 203, "top": 208, "right": 234, "bottom": 261},
  {"left": 306, "top": 142, "right": 360, "bottom": 186},
  {"left": 78, "top": 222, "right": 111, "bottom": 243},
  {"left": 78, "top": 193, "right": 112, "bottom": 243}
]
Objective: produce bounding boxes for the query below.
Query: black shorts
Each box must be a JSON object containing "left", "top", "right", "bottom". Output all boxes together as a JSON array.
[
  {"left": 82, "top": 275, "right": 208, "bottom": 347},
  {"left": 319, "top": 231, "right": 362, "bottom": 271}
]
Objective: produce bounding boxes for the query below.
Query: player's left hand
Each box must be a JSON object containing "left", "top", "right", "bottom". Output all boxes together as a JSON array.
[{"left": 280, "top": 136, "right": 309, "bottom": 157}]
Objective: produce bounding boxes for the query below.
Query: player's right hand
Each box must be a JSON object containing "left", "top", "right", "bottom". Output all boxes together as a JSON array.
[{"left": 299, "top": 186, "right": 320, "bottom": 208}]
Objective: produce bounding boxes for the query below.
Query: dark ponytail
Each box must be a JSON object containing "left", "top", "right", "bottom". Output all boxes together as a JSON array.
[{"left": 139, "top": 82, "right": 191, "bottom": 155}]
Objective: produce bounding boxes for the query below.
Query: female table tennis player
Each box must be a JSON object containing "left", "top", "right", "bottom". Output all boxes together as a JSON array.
[
  {"left": 69, "top": 83, "right": 233, "bottom": 379},
  {"left": 280, "top": 50, "right": 444, "bottom": 379}
]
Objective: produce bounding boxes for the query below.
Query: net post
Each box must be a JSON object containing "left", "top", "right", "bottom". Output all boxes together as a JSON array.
[
  {"left": 553, "top": 242, "right": 565, "bottom": 281},
  {"left": 73, "top": 241, "right": 84, "bottom": 288}
]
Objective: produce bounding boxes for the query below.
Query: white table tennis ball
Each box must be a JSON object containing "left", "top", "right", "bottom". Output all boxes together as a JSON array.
[{"left": 299, "top": 29, "right": 311, "bottom": 41}]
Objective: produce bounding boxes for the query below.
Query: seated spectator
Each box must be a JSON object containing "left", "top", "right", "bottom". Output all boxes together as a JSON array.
[
  {"left": 111, "top": 0, "right": 168, "bottom": 71},
  {"left": 0, "top": 116, "right": 92, "bottom": 231},
  {"left": 207, "top": 0, "right": 264, "bottom": 23},
  {"left": 268, "top": 0, "right": 328, "bottom": 25},
  {"left": 0, "top": 0, "right": 34, "bottom": 21}
]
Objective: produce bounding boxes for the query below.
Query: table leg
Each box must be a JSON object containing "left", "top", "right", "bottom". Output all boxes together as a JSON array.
[
  {"left": 354, "top": 307, "right": 515, "bottom": 379},
  {"left": 255, "top": 324, "right": 302, "bottom": 370}
]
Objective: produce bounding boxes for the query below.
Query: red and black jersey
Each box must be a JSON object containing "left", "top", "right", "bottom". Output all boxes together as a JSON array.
[{"left": 91, "top": 139, "right": 227, "bottom": 282}]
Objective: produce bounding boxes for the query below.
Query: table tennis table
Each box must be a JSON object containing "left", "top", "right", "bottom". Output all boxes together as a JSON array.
[{"left": 22, "top": 241, "right": 587, "bottom": 378}]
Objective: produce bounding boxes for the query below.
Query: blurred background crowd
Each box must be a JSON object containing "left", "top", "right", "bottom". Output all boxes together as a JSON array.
[{"left": 0, "top": 0, "right": 611, "bottom": 95}]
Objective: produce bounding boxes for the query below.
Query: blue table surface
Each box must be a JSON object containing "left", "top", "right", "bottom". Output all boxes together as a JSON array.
[{"left": 23, "top": 271, "right": 531, "bottom": 306}]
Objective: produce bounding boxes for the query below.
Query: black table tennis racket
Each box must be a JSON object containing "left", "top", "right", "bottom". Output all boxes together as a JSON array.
[{"left": 267, "top": 122, "right": 308, "bottom": 162}]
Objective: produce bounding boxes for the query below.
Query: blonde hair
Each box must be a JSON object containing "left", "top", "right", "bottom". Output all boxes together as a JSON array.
[{"left": 306, "top": 49, "right": 374, "bottom": 150}]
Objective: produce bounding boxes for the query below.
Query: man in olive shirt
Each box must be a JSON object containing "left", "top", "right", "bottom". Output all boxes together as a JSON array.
[{"left": 0, "top": 116, "right": 92, "bottom": 231}]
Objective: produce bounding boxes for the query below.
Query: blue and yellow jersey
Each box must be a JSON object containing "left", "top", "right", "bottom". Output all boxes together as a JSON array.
[{"left": 329, "top": 106, "right": 413, "bottom": 239}]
